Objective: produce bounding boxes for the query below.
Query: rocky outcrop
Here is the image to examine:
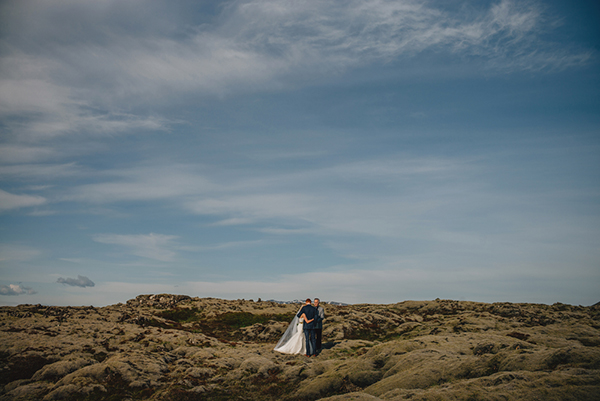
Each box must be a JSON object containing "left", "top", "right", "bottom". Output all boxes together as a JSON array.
[
  {"left": 126, "top": 294, "right": 192, "bottom": 309},
  {"left": 1, "top": 297, "right": 599, "bottom": 400}
]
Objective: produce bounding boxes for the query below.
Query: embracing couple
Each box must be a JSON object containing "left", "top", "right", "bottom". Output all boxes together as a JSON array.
[{"left": 274, "top": 298, "right": 325, "bottom": 357}]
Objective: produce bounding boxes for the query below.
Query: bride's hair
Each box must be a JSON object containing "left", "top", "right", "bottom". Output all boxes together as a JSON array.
[{"left": 306, "top": 298, "right": 311, "bottom": 303}]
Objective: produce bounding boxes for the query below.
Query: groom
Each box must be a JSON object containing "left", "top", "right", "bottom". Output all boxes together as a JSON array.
[
  {"left": 314, "top": 298, "right": 325, "bottom": 352},
  {"left": 297, "top": 298, "right": 318, "bottom": 357}
]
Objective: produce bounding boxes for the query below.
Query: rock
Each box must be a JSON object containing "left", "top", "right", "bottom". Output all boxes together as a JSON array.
[
  {"left": 42, "top": 383, "right": 81, "bottom": 400},
  {"left": 126, "top": 294, "right": 192, "bottom": 309},
  {"left": 1, "top": 381, "right": 50, "bottom": 401},
  {"left": 31, "top": 358, "right": 97, "bottom": 381},
  {"left": 239, "top": 356, "right": 276, "bottom": 375}
]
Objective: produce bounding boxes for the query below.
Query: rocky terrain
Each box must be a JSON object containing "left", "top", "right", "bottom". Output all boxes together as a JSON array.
[{"left": 1, "top": 295, "right": 599, "bottom": 400}]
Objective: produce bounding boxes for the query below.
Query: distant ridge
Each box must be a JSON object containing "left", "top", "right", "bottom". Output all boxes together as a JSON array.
[{"left": 265, "top": 299, "right": 349, "bottom": 306}]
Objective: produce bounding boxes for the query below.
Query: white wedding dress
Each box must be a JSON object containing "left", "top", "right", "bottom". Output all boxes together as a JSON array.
[{"left": 274, "top": 311, "right": 306, "bottom": 354}]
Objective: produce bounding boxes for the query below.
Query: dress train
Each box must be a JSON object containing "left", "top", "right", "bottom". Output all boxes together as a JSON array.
[{"left": 274, "top": 311, "right": 305, "bottom": 354}]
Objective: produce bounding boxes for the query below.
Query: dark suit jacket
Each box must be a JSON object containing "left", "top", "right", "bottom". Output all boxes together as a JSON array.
[{"left": 297, "top": 304, "right": 318, "bottom": 329}]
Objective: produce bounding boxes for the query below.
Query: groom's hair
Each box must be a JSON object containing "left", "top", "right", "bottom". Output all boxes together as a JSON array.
[{"left": 306, "top": 298, "right": 311, "bottom": 303}]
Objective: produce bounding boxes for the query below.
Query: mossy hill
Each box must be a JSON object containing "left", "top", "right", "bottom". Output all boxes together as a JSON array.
[{"left": 1, "top": 295, "right": 599, "bottom": 400}]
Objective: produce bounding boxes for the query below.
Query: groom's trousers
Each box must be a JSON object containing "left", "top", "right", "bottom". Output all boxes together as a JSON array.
[
  {"left": 315, "top": 328, "right": 322, "bottom": 350},
  {"left": 304, "top": 328, "right": 317, "bottom": 356}
]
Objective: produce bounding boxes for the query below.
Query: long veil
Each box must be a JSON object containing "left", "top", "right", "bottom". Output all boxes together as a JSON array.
[{"left": 274, "top": 309, "right": 301, "bottom": 351}]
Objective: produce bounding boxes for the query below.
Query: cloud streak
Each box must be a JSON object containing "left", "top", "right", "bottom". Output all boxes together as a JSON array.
[
  {"left": 0, "top": 189, "right": 46, "bottom": 212},
  {"left": 0, "top": 244, "right": 41, "bottom": 261},
  {"left": 62, "top": 165, "right": 216, "bottom": 204},
  {"left": 93, "top": 233, "right": 180, "bottom": 262},
  {"left": 51, "top": 152, "right": 595, "bottom": 249},
  {"left": 59, "top": 156, "right": 472, "bottom": 239}
]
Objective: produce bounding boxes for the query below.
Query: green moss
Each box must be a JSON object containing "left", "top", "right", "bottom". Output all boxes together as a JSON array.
[
  {"left": 345, "top": 323, "right": 395, "bottom": 341},
  {"left": 0, "top": 353, "right": 55, "bottom": 385},
  {"left": 92, "top": 351, "right": 108, "bottom": 363},
  {"left": 146, "top": 310, "right": 295, "bottom": 342},
  {"left": 156, "top": 307, "right": 202, "bottom": 323},
  {"left": 63, "top": 370, "right": 155, "bottom": 401},
  {"left": 155, "top": 308, "right": 293, "bottom": 328},
  {"left": 217, "top": 312, "right": 292, "bottom": 328}
]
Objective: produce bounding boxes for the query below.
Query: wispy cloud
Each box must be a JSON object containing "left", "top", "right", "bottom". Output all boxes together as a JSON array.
[
  {"left": 38, "top": 149, "right": 597, "bottom": 264},
  {"left": 257, "top": 227, "right": 314, "bottom": 236},
  {"left": 27, "top": 209, "right": 57, "bottom": 216},
  {"left": 0, "top": 0, "right": 591, "bottom": 143},
  {"left": 181, "top": 240, "right": 267, "bottom": 252},
  {"left": 23, "top": 112, "right": 165, "bottom": 141},
  {"left": 92, "top": 233, "right": 180, "bottom": 262},
  {"left": 0, "top": 145, "right": 58, "bottom": 165},
  {"left": 0, "top": 189, "right": 46, "bottom": 212},
  {"left": 87, "top": 0, "right": 591, "bottom": 100},
  {"left": 57, "top": 275, "right": 95, "bottom": 288},
  {"left": 0, "top": 284, "right": 37, "bottom": 296},
  {"left": 0, "top": 53, "right": 166, "bottom": 140},
  {"left": 54, "top": 156, "right": 474, "bottom": 240},
  {"left": 210, "top": 217, "right": 258, "bottom": 226},
  {"left": 62, "top": 164, "right": 215, "bottom": 203},
  {"left": 0, "top": 163, "right": 80, "bottom": 180},
  {"left": 185, "top": 193, "right": 317, "bottom": 222},
  {"left": 0, "top": 244, "right": 41, "bottom": 261}
]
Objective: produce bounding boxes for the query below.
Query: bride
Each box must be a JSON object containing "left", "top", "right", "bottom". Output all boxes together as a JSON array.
[{"left": 274, "top": 309, "right": 313, "bottom": 354}]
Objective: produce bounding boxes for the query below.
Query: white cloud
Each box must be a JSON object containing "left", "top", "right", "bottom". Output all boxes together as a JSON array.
[
  {"left": 0, "top": 189, "right": 46, "bottom": 211},
  {"left": 92, "top": 233, "right": 180, "bottom": 262},
  {"left": 0, "top": 284, "right": 37, "bottom": 296}
]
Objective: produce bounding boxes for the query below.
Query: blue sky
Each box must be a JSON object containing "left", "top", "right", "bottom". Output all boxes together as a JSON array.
[{"left": 1, "top": 0, "right": 599, "bottom": 306}]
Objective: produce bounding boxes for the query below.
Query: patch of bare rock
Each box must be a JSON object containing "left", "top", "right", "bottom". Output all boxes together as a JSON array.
[{"left": 1, "top": 295, "right": 599, "bottom": 400}]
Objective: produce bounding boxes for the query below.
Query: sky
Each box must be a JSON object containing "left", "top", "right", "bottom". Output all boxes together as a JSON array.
[{"left": 0, "top": 0, "right": 599, "bottom": 307}]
